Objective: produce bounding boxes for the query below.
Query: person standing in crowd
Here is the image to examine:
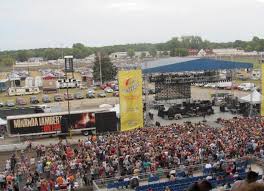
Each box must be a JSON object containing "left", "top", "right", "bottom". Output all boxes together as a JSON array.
[
  {"left": 188, "top": 180, "right": 212, "bottom": 191},
  {"left": 232, "top": 171, "right": 259, "bottom": 191}
]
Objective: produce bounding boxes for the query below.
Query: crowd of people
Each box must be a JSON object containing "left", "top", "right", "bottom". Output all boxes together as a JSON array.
[{"left": 0, "top": 117, "right": 264, "bottom": 190}]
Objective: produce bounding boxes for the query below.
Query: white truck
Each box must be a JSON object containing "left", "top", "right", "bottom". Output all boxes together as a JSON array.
[
  {"left": 8, "top": 87, "right": 40, "bottom": 96},
  {"left": 238, "top": 83, "right": 255, "bottom": 91}
]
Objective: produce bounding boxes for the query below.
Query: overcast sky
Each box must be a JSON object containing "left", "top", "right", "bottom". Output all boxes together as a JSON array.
[{"left": 1, "top": 0, "right": 264, "bottom": 50}]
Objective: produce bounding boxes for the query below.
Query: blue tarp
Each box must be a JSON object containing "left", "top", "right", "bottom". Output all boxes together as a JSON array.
[{"left": 143, "top": 58, "right": 253, "bottom": 74}]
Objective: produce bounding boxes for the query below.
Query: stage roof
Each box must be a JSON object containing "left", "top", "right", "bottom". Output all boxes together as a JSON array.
[{"left": 142, "top": 57, "right": 253, "bottom": 74}]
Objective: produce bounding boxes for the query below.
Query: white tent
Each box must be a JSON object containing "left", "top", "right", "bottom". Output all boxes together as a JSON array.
[
  {"left": 99, "top": 104, "right": 113, "bottom": 109},
  {"left": 109, "top": 104, "right": 120, "bottom": 118},
  {"left": 0, "top": 118, "right": 7, "bottom": 126},
  {"left": 239, "top": 90, "right": 261, "bottom": 104}
]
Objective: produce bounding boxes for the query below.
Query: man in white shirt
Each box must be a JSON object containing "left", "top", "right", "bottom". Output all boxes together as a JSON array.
[{"left": 205, "top": 163, "right": 212, "bottom": 169}]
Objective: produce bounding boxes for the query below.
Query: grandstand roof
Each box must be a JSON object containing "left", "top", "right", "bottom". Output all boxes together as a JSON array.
[{"left": 142, "top": 57, "right": 253, "bottom": 74}]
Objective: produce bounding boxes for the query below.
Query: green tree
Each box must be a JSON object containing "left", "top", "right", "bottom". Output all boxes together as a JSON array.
[
  {"left": 16, "top": 50, "right": 30, "bottom": 62},
  {"left": 162, "top": 51, "right": 169, "bottom": 56},
  {"left": 3, "top": 35, "right": 264, "bottom": 62},
  {"left": 166, "top": 37, "right": 180, "bottom": 50},
  {"left": 245, "top": 45, "right": 253, "bottom": 52},
  {"left": 127, "top": 49, "right": 135, "bottom": 58},
  {"left": 149, "top": 48, "right": 157, "bottom": 57},
  {"left": 44, "top": 49, "right": 60, "bottom": 60},
  {"left": 72, "top": 43, "right": 93, "bottom": 59},
  {"left": 175, "top": 48, "right": 189, "bottom": 57},
  {"left": 93, "top": 52, "right": 117, "bottom": 83},
  {"left": 170, "top": 48, "right": 176, "bottom": 57},
  {"left": 140, "top": 52, "right": 146, "bottom": 58},
  {"left": 0, "top": 55, "right": 15, "bottom": 67}
]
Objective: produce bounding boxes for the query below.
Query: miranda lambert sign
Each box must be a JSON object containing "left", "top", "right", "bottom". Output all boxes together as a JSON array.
[{"left": 8, "top": 112, "right": 96, "bottom": 135}]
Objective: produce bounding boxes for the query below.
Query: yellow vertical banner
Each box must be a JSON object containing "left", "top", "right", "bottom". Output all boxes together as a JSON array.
[
  {"left": 261, "top": 65, "right": 264, "bottom": 116},
  {"left": 118, "top": 69, "right": 143, "bottom": 131}
]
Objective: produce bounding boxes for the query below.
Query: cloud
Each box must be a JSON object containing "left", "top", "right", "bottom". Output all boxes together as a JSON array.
[
  {"left": 108, "top": 1, "right": 145, "bottom": 12},
  {"left": 0, "top": 0, "right": 264, "bottom": 50}
]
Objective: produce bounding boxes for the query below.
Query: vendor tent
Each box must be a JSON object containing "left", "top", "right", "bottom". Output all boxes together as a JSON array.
[
  {"left": 99, "top": 104, "right": 113, "bottom": 109},
  {"left": 239, "top": 90, "right": 261, "bottom": 104},
  {"left": 109, "top": 104, "right": 120, "bottom": 118},
  {"left": 0, "top": 118, "right": 7, "bottom": 126}
]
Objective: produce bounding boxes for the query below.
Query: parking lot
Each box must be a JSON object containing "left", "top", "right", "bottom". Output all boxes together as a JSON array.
[
  {"left": 0, "top": 88, "right": 118, "bottom": 107},
  {"left": 0, "top": 84, "right": 250, "bottom": 113}
]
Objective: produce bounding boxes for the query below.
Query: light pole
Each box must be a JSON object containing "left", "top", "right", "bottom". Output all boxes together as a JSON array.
[
  {"left": 98, "top": 52, "right": 103, "bottom": 85},
  {"left": 144, "top": 61, "right": 150, "bottom": 127},
  {"left": 249, "top": 86, "right": 255, "bottom": 117},
  {"left": 64, "top": 56, "right": 73, "bottom": 136}
]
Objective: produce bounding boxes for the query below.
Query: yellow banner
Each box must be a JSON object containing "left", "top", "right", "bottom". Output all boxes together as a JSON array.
[
  {"left": 261, "top": 65, "right": 264, "bottom": 116},
  {"left": 118, "top": 69, "right": 143, "bottom": 131}
]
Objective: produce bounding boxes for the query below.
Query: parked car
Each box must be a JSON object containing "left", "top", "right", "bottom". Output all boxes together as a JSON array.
[
  {"left": 104, "top": 87, "right": 113, "bottom": 93},
  {"left": 0, "top": 101, "right": 4, "bottom": 107},
  {"left": 64, "top": 93, "right": 74, "bottom": 100},
  {"left": 113, "top": 85, "right": 119, "bottom": 91},
  {"left": 42, "top": 95, "right": 51, "bottom": 103},
  {"left": 98, "top": 92, "right": 106, "bottom": 97},
  {"left": 87, "top": 89, "right": 95, "bottom": 94},
  {"left": 16, "top": 97, "right": 27, "bottom": 105},
  {"left": 100, "top": 84, "right": 107, "bottom": 90},
  {"left": 113, "top": 91, "right": 119, "bottom": 97},
  {"left": 204, "top": 83, "right": 217, "bottom": 88},
  {"left": 6, "top": 100, "right": 15, "bottom": 107},
  {"left": 54, "top": 94, "right": 63, "bottom": 102},
  {"left": 86, "top": 92, "right": 95, "bottom": 98},
  {"left": 30, "top": 96, "right": 39, "bottom": 104},
  {"left": 34, "top": 104, "right": 52, "bottom": 113},
  {"left": 74, "top": 92, "right": 84, "bottom": 99},
  {"left": 149, "top": 89, "right": 155, "bottom": 94},
  {"left": 238, "top": 83, "right": 255, "bottom": 91}
]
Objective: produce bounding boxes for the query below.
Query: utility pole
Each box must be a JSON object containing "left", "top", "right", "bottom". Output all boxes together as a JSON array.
[
  {"left": 64, "top": 56, "right": 73, "bottom": 138},
  {"left": 231, "top": 55, "right": 235, "bottom": 97},
  {"left": 144, "top": 60, "right": 150, "bottom": 127},
  {"left": 98, "top": 52, "right": 103, "bottom": 85},
  {"left": 260, "top": 53, "right": 263, "bottom": 118}
]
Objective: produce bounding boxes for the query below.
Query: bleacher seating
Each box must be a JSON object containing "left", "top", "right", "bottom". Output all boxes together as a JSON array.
[
  {"left": 106, "top": 161, "right": 250, "bottom": 191},
  {"left": 148, "top": 175, "right": 160, "bottom": 183},
  {"left": 135, "top": 171, "right": 249, "bottom": 191},
  {"left": 106, "top": 180, "right": 130, "bottom": 189}
]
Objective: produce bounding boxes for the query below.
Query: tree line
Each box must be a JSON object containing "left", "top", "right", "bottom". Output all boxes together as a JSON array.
[{"left": 1, "top": 36, "right": 264, "bottom": 67}]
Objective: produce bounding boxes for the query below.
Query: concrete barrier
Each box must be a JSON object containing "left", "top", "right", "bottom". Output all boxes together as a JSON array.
[
  {"left": 0, "top": 143, "right": 27, "bottom": 152},
  {"left": 0, "top": 138, "right": 82, "bottom": 152}
]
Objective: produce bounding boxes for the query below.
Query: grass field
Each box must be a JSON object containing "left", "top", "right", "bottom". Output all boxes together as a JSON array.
[{"left": 223, "top": 56, "right": 260, "bottom": 69}]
